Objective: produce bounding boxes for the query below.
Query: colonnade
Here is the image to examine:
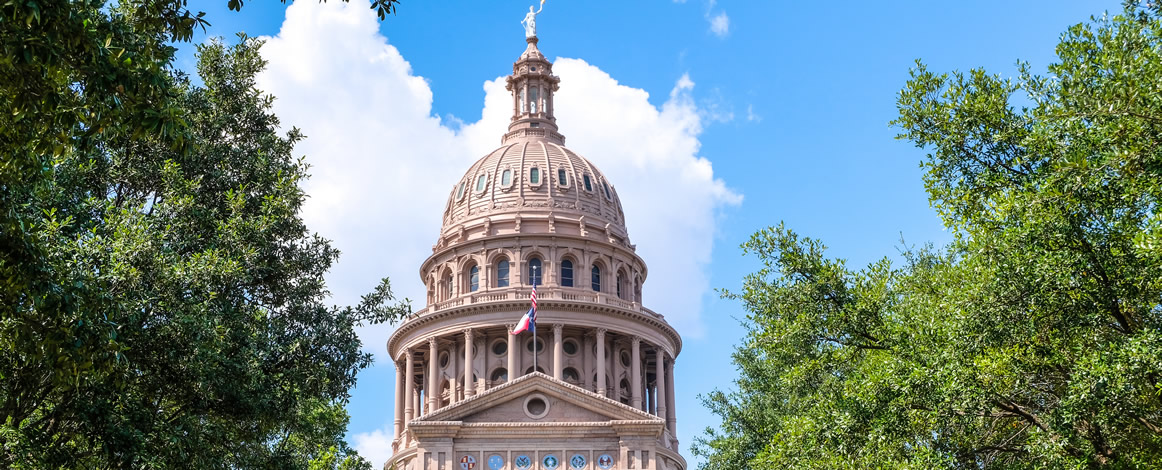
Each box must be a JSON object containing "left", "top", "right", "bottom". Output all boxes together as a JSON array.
[{"left": 391, "top": 325, "right": 678, "bottom": 450}]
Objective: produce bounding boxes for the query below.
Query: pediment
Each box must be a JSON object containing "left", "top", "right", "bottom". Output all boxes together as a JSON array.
[{"left": 414, "top": 372, "right": 661, "bottom": 425}]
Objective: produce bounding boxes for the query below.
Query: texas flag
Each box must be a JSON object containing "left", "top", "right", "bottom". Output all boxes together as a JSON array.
[{"left": 510, "top": 282, "right": 537, "bottom": 335}]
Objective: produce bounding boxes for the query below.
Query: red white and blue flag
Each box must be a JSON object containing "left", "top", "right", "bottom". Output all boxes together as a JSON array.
[{"left": 510, "top": 282, "right": 537, "bottom": 335}]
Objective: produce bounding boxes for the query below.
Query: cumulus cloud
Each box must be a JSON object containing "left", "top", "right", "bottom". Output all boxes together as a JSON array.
[
  {"left": 258, "top": 0, "right": 738, "bottom": 352},
  {"left": 708, "top": 11, "right": 730, "bottom": 37},
  {"left": 352, "top": 429, "right": 393, "bottom": 467}
]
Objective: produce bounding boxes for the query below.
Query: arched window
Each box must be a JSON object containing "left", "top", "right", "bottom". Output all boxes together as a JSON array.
[
  {"left": 583, "top": 174, "right": 593, "bottom": 192},
  {"left": 497, "top": 259, "right": 510, "bottom": 287},
  {"left": 441, "top": 271, "right": 453, "bottom": 300},
  {"left": 603, "top": 182, "right": 613, "bottom": 199},
  {"left": 616, "top": 270, "right": 624, "bottom": 299},
  {"left": 501, "top": 169, "right": 512, "bottom": 186},
  {"left": 490, "top": 368, "right": 508, "bottom": 383},
  {"left": 558, "top": 168, "right": 568, "bottom": 187},
  {"left": 475, "top": 174, "right": 487, "bottom": 192},
  {"left": 530, "top": 167, "right": 541, "bottom": 185},
  {"left": 560, "top": 259, "right": 573, "bottom": 287},
  {"left": 469, "top": 265, "right": 480, "bottom": 292},
  {"left": 563, "top": 367, "right": 580, "bottom": 383},
  {"left": 528, "top": 258, "right": 543, "bottom": 286},
  {"left": 591, "top": 265, "right": 601, "bottom": 292},
  {"left": 455, "top": 182, "right": 466, "bottom": 200}
]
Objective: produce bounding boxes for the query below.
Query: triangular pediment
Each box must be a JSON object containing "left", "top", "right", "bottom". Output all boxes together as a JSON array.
[{"left": 413, "top": 372, "right": 661, "bottom": 425}]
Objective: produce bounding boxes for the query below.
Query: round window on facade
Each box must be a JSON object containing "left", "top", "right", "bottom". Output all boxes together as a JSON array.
[
  {"left": 523, "top": 393, "right": 550, "bottom": 419},
  {"left": 526, "top": 337, "right": 545, "bottom": 352},
  {"left": 492, "top": 340, "right": 508, "bottom": 356},
  {"left": 619, "top": 350, "right": 630, "bottom": 367},
  {"left": 439, "top": 352, "right": 450, "bottom": 368},
  {"left": 563, "top": 339, "right": 578, "bottom": 355}
]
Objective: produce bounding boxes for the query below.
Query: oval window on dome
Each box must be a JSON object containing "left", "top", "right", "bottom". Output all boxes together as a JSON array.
[
  {"left": 582, "top": 174, "right": 593, "bottom": 192},
  {"left": 502, "top": 169, "right": 512, "bottom": 186},
  {"left": 603, "top": 182, "right": 612, "bottom": 199},
  {"left": 476, "top": 174, "right": 487, "bottom": 193},
  {"left": 557, "top": 168, "right": 569, "bottom": 188},
  {"left": 530, "top": 167, "right": 541, "bottom": 185},
  {"left": 455, "top": 182, "right": 466, "bottom": 200}
]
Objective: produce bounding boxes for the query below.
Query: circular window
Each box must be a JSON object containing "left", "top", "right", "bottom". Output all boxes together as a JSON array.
[
  {"left": 563, "top": 339, "right": 578, "bottom": 355},
  {"left": 526, "top": 338, "right": 545, "bottom": 352},
  {"left": 440, "top": 352, "right": 450, "bottom": 368},
  {"left": 523, "top": 393, "right": 550, "bottom": 419},
  {"left": 492, "top": 340, "right": 508, "bottom": 356},
  {"left": 619, "top": 350, "right": 630, "bottom": 367}
]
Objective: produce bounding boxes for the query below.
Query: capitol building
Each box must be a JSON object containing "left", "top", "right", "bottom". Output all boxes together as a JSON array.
[{"left": 383, "top": 19, "right": 685, "bottom": 470}]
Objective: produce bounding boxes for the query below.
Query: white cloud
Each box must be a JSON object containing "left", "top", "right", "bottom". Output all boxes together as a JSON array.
[
  {"left": 746, "top": 104, "right": 761, "bottom": 122},
  {"left": 709, "top": 11, "right": 730, "bottom": 37},
  {"left": 352, "top": 428, "right": 393, "bottom": 467},
  {"left": 255, "top": 0, "right": 739, "bottom": 355}
]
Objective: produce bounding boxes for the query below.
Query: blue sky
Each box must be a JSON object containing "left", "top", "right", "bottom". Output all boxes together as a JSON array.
[{"left": 178, "top": 0, "right": 1122, "bottom": 466}]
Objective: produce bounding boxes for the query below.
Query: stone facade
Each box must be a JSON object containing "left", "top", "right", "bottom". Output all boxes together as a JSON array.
[{"left": 384, "top": 34, "right": 684, "bottom": 470}]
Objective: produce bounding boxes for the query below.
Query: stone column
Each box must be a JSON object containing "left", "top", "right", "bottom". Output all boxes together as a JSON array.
[
  {"left": 613, "top": 340, "right": 623, "bottom": 401},
  {"left": 595, "top": 328, "right": 607, "bottom": 396},
  {"left": 393, "top": 358, "right": 404, "bottom": 442},
  {"left": 405, "top": 349, "right": 415, "bottom": 424},
  {"left": 665, "top": 358, "right": 677, "bottom": 440},
  {"left": 507, "top": 324, "right": 518, "bottom": 381},
  {"left": 582, "top": 334, "right": 593, "bottom": 391},
  {"left": 428, "top": 338, "right": 439, "bottom": 412},
  {"left": 630, "top": 336, "right": 642, "bottom": 409},
  {"left": 552, "top": 324, "right": 564, "bottom": 380},
  {"left": 655, "top": 349, "right": 666, "bottom": 421},
  {"left": 464, "top": 329, "right": 475, "bottom": 398}
]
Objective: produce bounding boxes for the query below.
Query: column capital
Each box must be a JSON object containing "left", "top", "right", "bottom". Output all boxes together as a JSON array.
[
  {"left": 462, "top": 328, "right": 474, "bottom": 338},
  {"left": 630, "top": 335, "right": 642, "bottom": 344},
  {"left": 428, "top": 337, "right": 438, "bottom": 347},
  {"left": 552, "top": 323, "right": 565, "bottom": 333},
  {"left": 595, "top": 327, "right": 608, "bottom": 336}
]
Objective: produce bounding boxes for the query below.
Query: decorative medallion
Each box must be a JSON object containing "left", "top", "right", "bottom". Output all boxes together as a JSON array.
[
  {"left": 569, "top": 454, "right": 586, "bottom": 469},
  {"left": 542, "top": 455, "right": 559, "bottom": 470},
  {"left": 515, "top": 455, "right": 532, "bottom": 470},
  {"left": 460, "top": 455, "right": 477, "bottom": 470},
  {"left": 596, "top": 454, "right": 614, "bottom": 470},
  {"left": 488, "top": 455, "right": 504, "bottom": 470}
]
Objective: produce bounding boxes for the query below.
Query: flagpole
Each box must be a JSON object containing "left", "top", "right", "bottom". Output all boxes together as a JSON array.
[{"left": 533, "top": 265, "right": 539, "bottom": 375}]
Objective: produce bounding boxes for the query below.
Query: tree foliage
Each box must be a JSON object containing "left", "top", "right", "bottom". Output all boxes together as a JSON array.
[
  {"left": 1, "top": 1, "right": 408, "bottom": 467},
  {"left": 695, "top": 6, "right": 1162, "bottom": 469}
]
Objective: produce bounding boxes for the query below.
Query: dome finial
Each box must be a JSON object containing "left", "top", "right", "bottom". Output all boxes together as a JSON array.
[{"left": 521, "top": 0, "right": 545, "bottom": 38}]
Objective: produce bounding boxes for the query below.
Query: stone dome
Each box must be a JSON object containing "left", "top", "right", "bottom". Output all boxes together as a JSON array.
[
  {"left": 384, "top": 31, "right": 685, "bottom": 470},
  {"left": 440, "top": 141, "right": 629, "bottom": 244}
]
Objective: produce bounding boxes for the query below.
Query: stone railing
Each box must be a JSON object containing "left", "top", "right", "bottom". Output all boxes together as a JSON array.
[{"left": 417, "top": 286, "right": 663, "bottom": 319}]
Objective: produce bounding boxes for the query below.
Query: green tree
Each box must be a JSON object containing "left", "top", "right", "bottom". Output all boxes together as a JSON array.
[
  {"left": 1, "top": 25, "right": 407, "bottom": 470},
  {"left": 695, "top": 6, "right": 1162, "bottom": 469}
]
